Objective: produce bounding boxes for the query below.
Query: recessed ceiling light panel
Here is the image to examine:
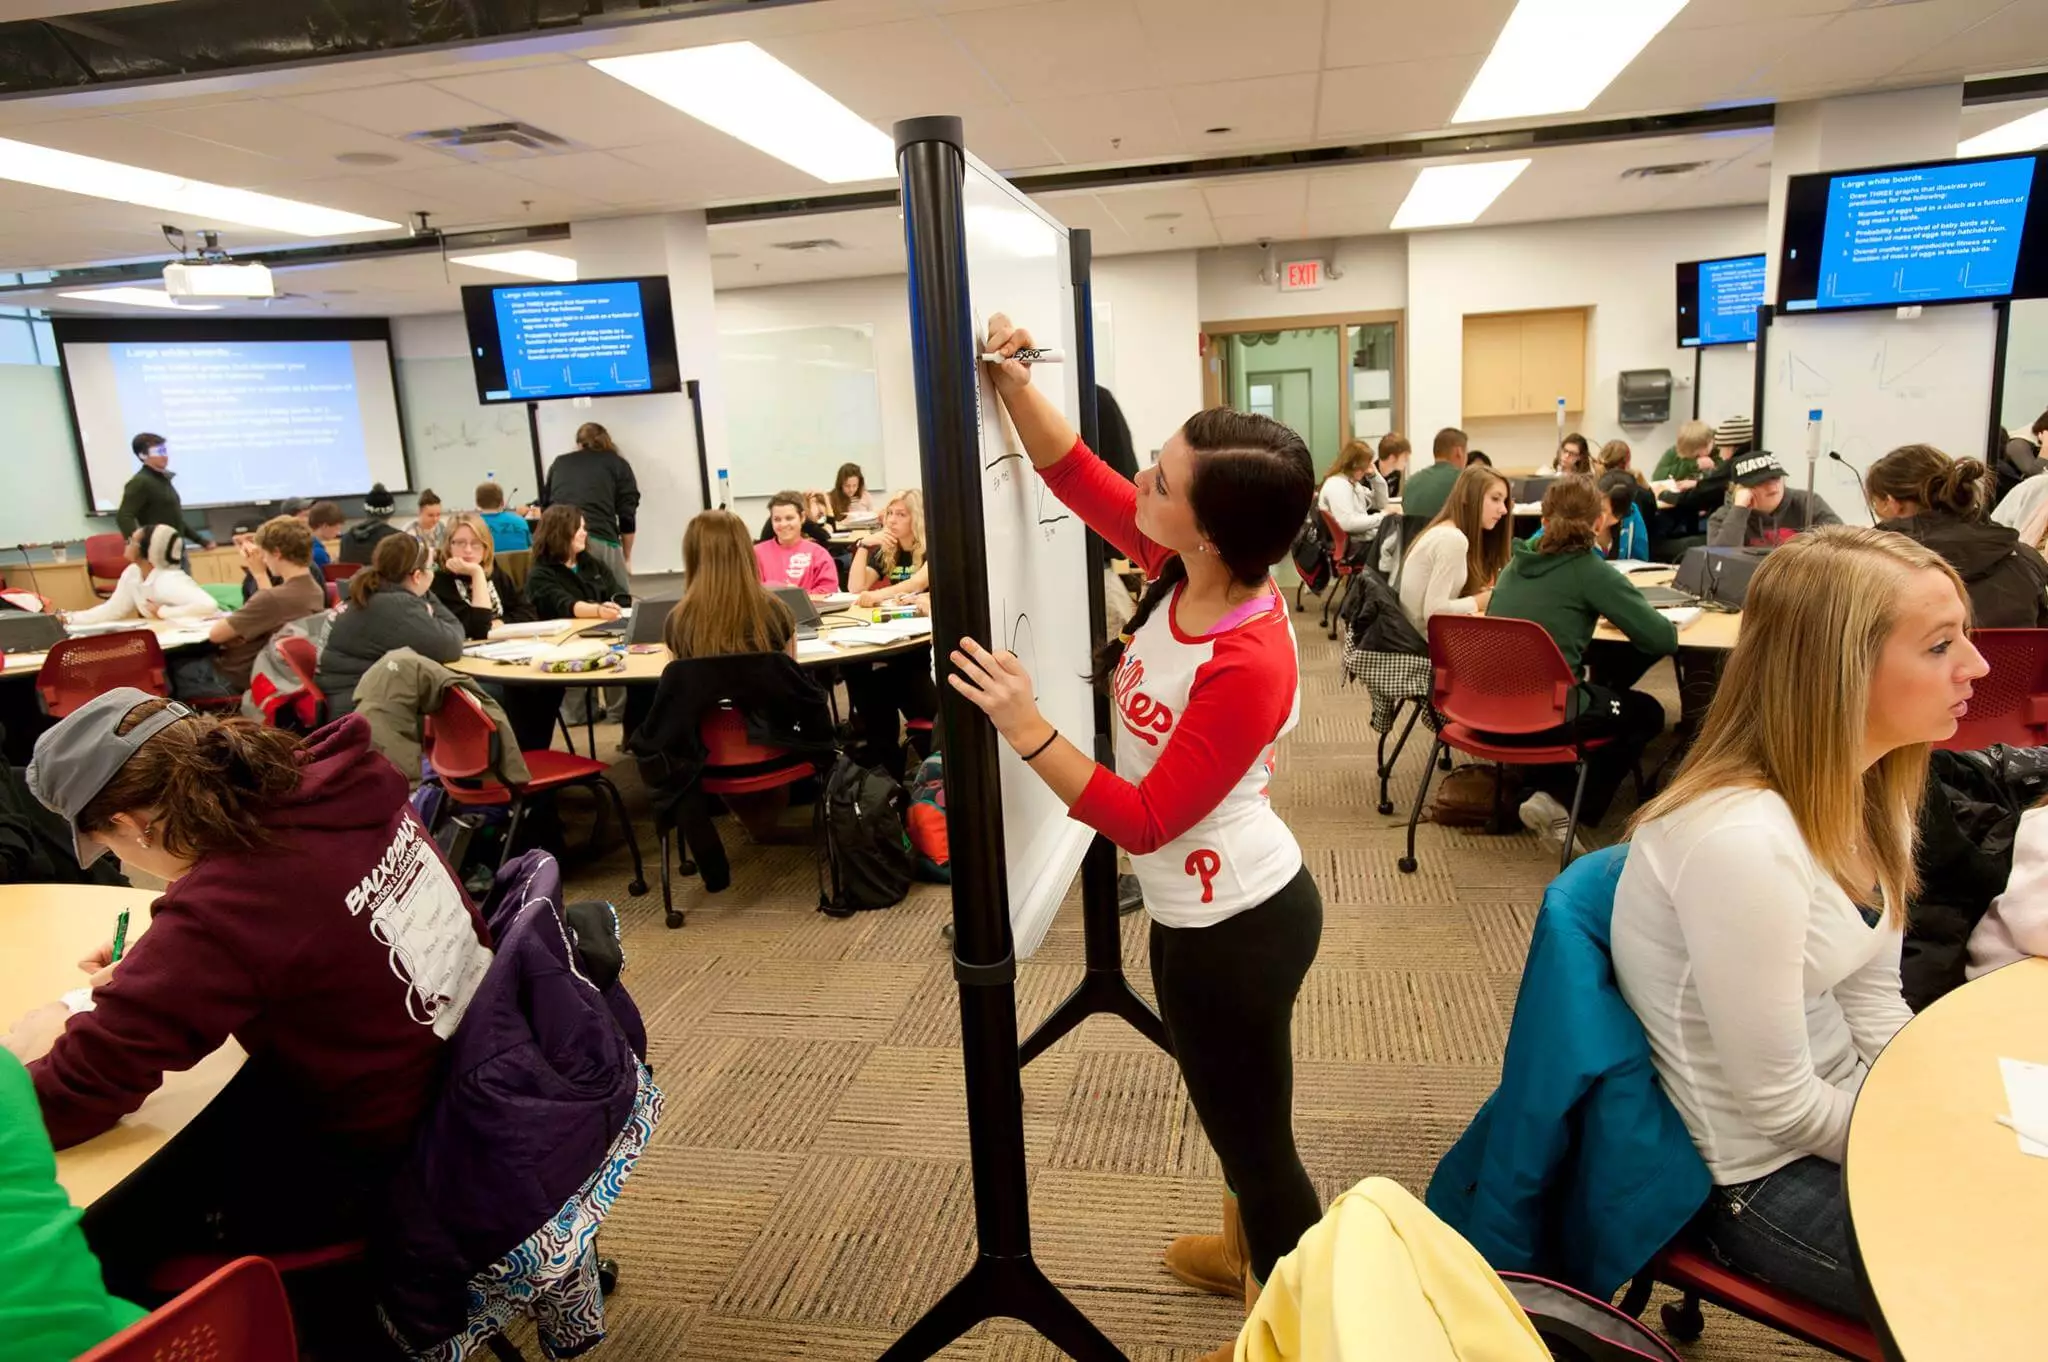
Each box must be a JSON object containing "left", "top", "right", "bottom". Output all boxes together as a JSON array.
[
  {"left": 1454, "top": 0, "right": 1688, "bottom": 124},
  {"left": 449, "top": 249, "right": 579, "bottom": 282},
  {"left": 1389, "top": 159, "right": 1531, "bottom": 230},
  {"left": 56, "top": 286, "right": 221, "bottom": 311}
]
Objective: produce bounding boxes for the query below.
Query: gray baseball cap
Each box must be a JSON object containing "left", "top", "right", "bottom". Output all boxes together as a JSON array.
[{"left": 26, "top": 688, "right": 195, "bottom": 867}]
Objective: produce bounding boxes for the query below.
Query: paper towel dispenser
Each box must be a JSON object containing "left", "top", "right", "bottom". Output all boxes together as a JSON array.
[{"left": 1618, "top": 368, "right": 1673, "bottom": 424}]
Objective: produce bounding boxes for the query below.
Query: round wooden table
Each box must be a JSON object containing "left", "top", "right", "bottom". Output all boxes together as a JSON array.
[
  {"left": 0, "top": 882, "right": 245, "bottom": 1206},
  {"left": 445, "top": 610, "right": 933, "bottom": 689},
  {"left": 1594, "top": 565, "right": 1743, "bottom": 651},
  {"left": 1846, "top": 957, "right": 2048, "bottom": 1360}
]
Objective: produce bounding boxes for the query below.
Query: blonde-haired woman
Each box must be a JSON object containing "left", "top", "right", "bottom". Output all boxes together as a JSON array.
[
  {"left": 1613, "top": 527, "right": 1989, "bottom": 1317},
  {"left": 1397, "top": 464, "right": 1513, "bottom": 631},
  {"left": 845, "top": 488, "right": 937, "bottom": 775},
  {"left": 430, "top": 513, "right": 534, "bottom": 640},
  {"left": 851, "top": 489, "right": 929, "bottom": 606}
]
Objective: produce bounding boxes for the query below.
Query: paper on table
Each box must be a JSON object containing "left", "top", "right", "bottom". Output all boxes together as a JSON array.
[
  {"left": 1659, "top": 607, "right": 1703, "bottom": 630},
  {"left": 489, "top": 619, "right": 571, "bottom": 640},
  {"left": 795, "top": 639, "right": 839, "bottom": 661},
  {"left": 1999, "top": 1057, "right": 2048, "bottom": 1156}
]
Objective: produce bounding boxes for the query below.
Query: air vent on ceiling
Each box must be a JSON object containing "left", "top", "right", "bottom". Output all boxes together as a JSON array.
[
  {"left": 1621, "top": 161, "right": 1711, "bottom": 180},
  {"left": 769, "top": 238, "right": 848, "bottom": 253},
  {"left": 404, "top": 122, "right": 572, "bottom": 162}
]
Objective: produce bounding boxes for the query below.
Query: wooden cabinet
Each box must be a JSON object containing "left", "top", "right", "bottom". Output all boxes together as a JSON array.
[
  {"left": 185, "top": 546, "right": 244, "bottom": 586},
  {"left": 1462, "top": 308, "right": 1587, "bottom": 418}
]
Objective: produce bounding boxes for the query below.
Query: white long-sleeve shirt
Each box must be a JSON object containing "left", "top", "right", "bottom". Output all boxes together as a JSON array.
[
  {"left": 1319, "top": 474, "right": 1386, "bottom": 537},
  {"left": 66, "top": 564, "right": 219, "bottom": 625},
  {"left": 1396, "top": 524, "right": 1481, "bottom": 633},
  {"left": 1968, "top": 804, "right": 2048, "bottom": 980},
  {"left": 1613, "top": 787, "right": 1914, "bottom": 1182}
]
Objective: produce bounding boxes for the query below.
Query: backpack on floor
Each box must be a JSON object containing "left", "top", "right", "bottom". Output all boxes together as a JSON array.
[
  {"left": 905, "top": 750, "right": 951, "bottom": 883},
  {"left": 1291, "top": 512, "right": 1332, "bottom": 594},
  {"left": 1500, "top": 1274, "right": 1684, "bottom": 1362},
  {"left": 817, "top": 754, "right": 914, "bottom": 916}
]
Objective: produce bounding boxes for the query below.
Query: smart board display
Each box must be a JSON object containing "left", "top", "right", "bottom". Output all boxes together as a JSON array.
[
  {"left": 1677, "top": 253, "right": 1766, "bottom": 347},
  {"left": 461, "top": 275, "right": 680, "bottom": 403},
  {"left": 1778, "top": 152, "right": 2048, "bottom": 314}
]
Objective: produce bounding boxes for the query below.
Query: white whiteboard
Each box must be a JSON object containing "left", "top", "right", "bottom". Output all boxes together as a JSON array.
[
  {"left": 395, "top": 357, "right": 537, "bottom": 507},
  {"left": 1695, "top": 343, "right": 1754, "bottom": 431},
  {"left": 2003, "top": 298, "right": 2048, "bottom": 437},
  {"left": 1763, "top": 305, "right": 1999, "bottom": 525},
  {"left": 963, "top": 150, "right": 1096, "bottom": 960},
  {"left": 719, "top": 324, "right": 884, "bottom": 497}
]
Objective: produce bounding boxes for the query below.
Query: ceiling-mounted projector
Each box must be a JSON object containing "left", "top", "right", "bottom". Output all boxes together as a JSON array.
[{"left": 163, "top": 260, "right": 275, "bottom": 300}]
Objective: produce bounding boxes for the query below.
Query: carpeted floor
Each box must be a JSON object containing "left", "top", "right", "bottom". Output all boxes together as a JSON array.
[{"left": 543, "top": 614, "right": 1829, "bottom": 1361}]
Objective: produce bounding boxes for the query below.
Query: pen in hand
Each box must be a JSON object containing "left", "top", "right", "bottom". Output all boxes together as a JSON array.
[{"left": 110, "top": 907, "right": 129, "bottom": 964}]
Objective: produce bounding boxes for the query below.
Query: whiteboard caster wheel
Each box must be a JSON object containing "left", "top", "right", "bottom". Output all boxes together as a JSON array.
[
  {"left": 1397, "top": 856, "right": 1418, "bottom": 874},
  {"left": 1377, "top": 800, "right": 1394, "bottom": 816}
]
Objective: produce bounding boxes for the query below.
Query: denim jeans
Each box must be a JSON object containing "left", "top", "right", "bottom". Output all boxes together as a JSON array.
[{"left": 1697, "top": 1155, "right": 1867, "bottom": 1319}]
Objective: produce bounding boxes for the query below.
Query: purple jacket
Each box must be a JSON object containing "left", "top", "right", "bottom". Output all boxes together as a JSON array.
[{"left": 376, "top": 852, "right": 648, "bottom": 1350}]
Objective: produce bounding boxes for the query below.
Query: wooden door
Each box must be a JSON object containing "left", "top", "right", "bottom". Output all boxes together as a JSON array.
[
  {"left": 1462, "top": 313, "right": 1524, "bottom": 417},
  {"left": 1517, "top": 308, "right": 1588, "bottom": 414}
]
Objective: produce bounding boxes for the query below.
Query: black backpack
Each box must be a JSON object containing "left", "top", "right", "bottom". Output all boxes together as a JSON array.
[
  {"left": 1291, "top": 512, "right": 1332, "bottom": 593},
  {"left": 1500, "top": 1274, "right": 1682, "bottom": 1362},
  {"left": 816, "top": 754, "right": 914, "bottom": 916}
]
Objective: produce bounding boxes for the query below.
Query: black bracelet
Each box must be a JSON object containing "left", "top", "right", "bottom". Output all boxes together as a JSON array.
[{"left": 1020, "top": 729, "right": 1059, "bottom": 762}]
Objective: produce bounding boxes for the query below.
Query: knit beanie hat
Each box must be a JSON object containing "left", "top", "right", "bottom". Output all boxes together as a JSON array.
[
  {"left": 364, "top": 483, "right": 397, "bottom": 516},
  {"left": 1713, "top": 415, "right": 1753, "bottom": 447}
]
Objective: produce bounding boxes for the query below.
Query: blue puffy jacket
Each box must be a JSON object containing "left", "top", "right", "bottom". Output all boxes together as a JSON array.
[{"left": 1426, "top": 844, "right": 1709, "bottom": 1298}]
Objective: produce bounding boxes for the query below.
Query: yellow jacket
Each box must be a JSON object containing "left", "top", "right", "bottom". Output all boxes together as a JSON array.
[{"left": 1238, "top": 1177, "right": 1550, "bottom": 1362}]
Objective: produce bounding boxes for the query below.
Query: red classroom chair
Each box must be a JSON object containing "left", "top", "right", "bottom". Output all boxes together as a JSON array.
[
  {"left": 84, "top": 532, "right": 128, "bottom": 599},
  {"left": 1399, "top": 614, "right": 1636, "bottom": 875},
  {"left": 1619, "top": 1244, "right": 1882, "bottom": 1360},
  {"left": 1317, "top": 509, "right": 1361, "bottom": 639},
  {"left": 1935, "top": 627, "right": 2048, "bottom": 752},
  {"left": 325, "top": 560, "right": 362, "bottom": 582},
  {"left": 80, "top": 1256, "right": 297, "bottom": 1362},
  {"left": 424, "top": 687, "right": 647, "bottom": 895},
  {"left": 36, "top": 630, "right": 167, "bottom": 717},
  {"left": 656, "top": 706, "right": 823, "bottom": 929}
]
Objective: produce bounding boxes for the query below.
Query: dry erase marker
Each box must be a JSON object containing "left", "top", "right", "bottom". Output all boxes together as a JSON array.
[
  {"left": 980, "top": 347, "right": 1065, "bottom": 364},
  {"left": 110, "top": 907, "right": 130, "bottom": 964}
]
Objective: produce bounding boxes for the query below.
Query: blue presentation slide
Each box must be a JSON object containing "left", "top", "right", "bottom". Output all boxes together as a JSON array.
[
  {"left": 488, "top": 280, "right": 653, "bottom": 401},
  {"left": 109, "top": 339, "right": 368, "bottom": 503},
  {"left": 1798, "top": 156, "right": 2036, "bottom": 309},
  {"left": 1697, "top": 255, "right": 1765, "bottom": 344}
]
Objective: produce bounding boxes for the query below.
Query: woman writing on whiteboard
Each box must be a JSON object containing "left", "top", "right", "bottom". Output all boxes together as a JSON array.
[{"left": 950, "top": 314, "right": 1321, "bottom": 1359}]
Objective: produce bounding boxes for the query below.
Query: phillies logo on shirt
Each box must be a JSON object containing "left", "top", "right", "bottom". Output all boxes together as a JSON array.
[
  {"left": 787, "top": 551, "right": 816, "bottom": 581},
  {"left": 1111, "top": 655, "right": 1175, "bottom": 746},
  {"left": 1184, "top": 848, "right": 1220, "bottom": 903}
]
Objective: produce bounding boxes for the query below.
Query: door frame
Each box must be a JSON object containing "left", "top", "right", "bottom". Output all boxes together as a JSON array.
[{"left": 1200, "top": 309, "right": 1407, "bottom": 444}]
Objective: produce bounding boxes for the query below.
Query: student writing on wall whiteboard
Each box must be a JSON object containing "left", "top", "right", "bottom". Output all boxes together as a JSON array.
[{"left": 945, "top": 313, "right": 1322, "bottom": 1361}]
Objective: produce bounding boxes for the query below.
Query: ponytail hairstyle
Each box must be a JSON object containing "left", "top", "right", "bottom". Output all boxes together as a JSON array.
[
  {"left": 1866, "top": 443, "right": 1990, "bottom": 522},
  {"left": 574, "top": 422, "right": 616, "bottom": 453},
  {"left": 1597, "top": 439, "right": 1645, "bottom": 487},
  {"left": 78, "top": 697, "right": 304, "bottom": 861},
  {"left": 1089, "top": 407, "right": 1313, "bottom": 689},
  {"left": 351, "top": 530, "right": 431, "bottom": 607},
  {"left": 1535, "top": 474, "right": 1603, "bottom": 555}
]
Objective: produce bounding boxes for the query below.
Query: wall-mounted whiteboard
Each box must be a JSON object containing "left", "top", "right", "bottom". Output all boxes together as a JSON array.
[
  {"left": 719, "top": 324, "right": 885, "bottom": 497},
  {"left": 2003, "top": 298, "right": 2048, "bottom": 437},
  {"left": 395, "top": 356, "right": 537, "bottom": 506},
  {"left": 1763, "top": 305, "right": 1998, "bottom": 525},
  {"left": 963, "top": 150, "right": 1095, "bottom": 960}
]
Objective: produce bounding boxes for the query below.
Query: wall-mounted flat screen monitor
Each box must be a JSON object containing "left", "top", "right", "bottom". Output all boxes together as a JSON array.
[
  {"left": 1778, "top": 152, "right": 2048, "bottom": 314},
  {"left": 1677, "top": 253, "right": 1767, "bottom": 346},
  {"left": 461, "top": 274, "right": 681, "bottom": 403}
]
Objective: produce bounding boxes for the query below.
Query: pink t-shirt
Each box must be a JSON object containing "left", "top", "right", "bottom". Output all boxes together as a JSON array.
[{"left": 754, "top": 537, "right": 838, "bottom": 595}]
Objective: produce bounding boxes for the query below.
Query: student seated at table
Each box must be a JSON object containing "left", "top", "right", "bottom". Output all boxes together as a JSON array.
[
  {"left": 1529, "top": 474, "right": 1647, "bottom": 563},
  {"left": 475, "top": 481, "right": 532, "bottom": 553},
  {"left": 1614, "top": 527, "right": 1987, "bottom": 1318},
  {"left": 754, "top": 492, "right": 834, "bottom": 552},
  {"left": 755, "top": 489, "right": 840, "bottom": 595},
  {"left": 7, "top": 690, "right": 491, "bottom": 1301},
  {"left": 0, "top": 1050, "right": 144, "bottom": 1359},
  {"left": 1549, "top": 432, "right": 1592, "bottom": 475},
  {"left": 306, "top": 499, "right": 345, "bottom": 574},
  {"left": 431, "top": 514, "right": 535, "bottom": 641},
  {"left": 1866, "top": 443, "right": 2048, "bottom": 628},
  {"left": 829, "top": 461, "right": 876, "bottom": 523},
  {"left": 404, "top": 488, "right": 447, "bottom": 553},
  {"left": 1708, "top": 451, "right": 1841, "bottom": 548},
  {"left": 1485, "top": 476, "right": 1678, "bottom": 848},
  {"left": 850, "top": 490, "right": 931, "bottom": 606},
  {"left": 1966, "top": 795, "right": 2048, "bottom": 981},
  {"left": 525, "top": 505, "right": 626, "bottom": 623},
  {"left": 338, "top": 482, "right": 402, "bottom": 564},
  {"left": 277, "top": 497, "right": 333, "bottom": 573},
  {"left": 175, "top": 517, "right": 325, "bottom": 701},
  {"left": 64, "top": 525, "right": 217, "bottom": 625},
  {"left": 316, "top": 535, "right": 466, "bottom": 719},
  {"left": 1396, "top": 428, "right": 1470, "bottom": 525},
  {"left": 1653, "top": 421, "right": 1736, "bottom": 559},
  {"left": 1318, "top": 439, "right": 1389, "bottom": 545},
  {"left": 1376, "top": 432, "right": 1411, "bottom": 500},
  {"left": 1398, "top": 464, "right": 1512, "bottom": 631}
]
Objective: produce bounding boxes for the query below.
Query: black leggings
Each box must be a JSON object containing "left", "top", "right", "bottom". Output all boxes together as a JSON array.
[
  {"left": 1482, "top": 681, "right": 1663, "bottom": 826},
  {"left": 1149, "top": 863, "right": 1323, "bottom": 1281},
  {"left": 843, "top": 646, "right": 938, "bottom": 777}
]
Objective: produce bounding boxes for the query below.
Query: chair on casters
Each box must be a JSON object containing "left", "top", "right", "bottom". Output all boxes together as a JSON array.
[
  {"left": 656, "top": 707, "right": 825, "bottom": 929},
  {"left": 1935, "top": 627, "right": 2048, "bottom": 751},
  {"left": 36, "top": 631, "right": 169, "bottom": 717},
  {"left": 1618, "top": 1244, "right": 1882, "bottom": 1360},
  {"left": 1399, "top": 615, "right": 1635, "bottom": 875},
  {"left": 1317, "top": 510, "right": 1360, "bottom": 639},
  {"left": 81, "top": 1256, "right": 297, "bottom": 1362},
  {"left": 424, "top": 687, "right": 648, "bottom": 896},
  {"left": 84, "top": 532, "right": 128, "bottom": 599}
]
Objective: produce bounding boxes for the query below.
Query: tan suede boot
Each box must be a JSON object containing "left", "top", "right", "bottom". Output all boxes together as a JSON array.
[
  {"left": 1163, "top": 1192, "right": 1246, "bottom": 1296},
  {"left": 1197, "top": 1272, "right": 1262, "bottom": 1362}
]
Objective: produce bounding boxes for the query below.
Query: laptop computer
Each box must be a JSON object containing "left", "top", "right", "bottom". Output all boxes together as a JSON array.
[
  {"left": 628, "top": 598, "right": 677, "bottom": 646},
  {"left": 1637, "top": 584, "right": 1697, "bottom": 608},
  {"left": 0, "top": 611, "right": 65, "bottom": 654},
  {"left": 773, "top": 587, "right": 824, "bottom": 641}
]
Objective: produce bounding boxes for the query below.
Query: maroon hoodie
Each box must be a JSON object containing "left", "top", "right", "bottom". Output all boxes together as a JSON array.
[{"left": 31, "top": 716, "right": 492, "bottom": 1152}]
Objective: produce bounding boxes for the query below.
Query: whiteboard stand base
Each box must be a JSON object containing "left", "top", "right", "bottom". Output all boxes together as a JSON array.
[
  {"left": 1019, "top": 835, "right": 1170, "bottom": 1065},
  {"left": 877, "top": 1252, "right": 1125, "bottom": 1362}
]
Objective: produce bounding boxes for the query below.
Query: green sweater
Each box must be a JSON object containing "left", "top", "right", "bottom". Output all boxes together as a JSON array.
[
  {"left": 115, "top": 466, "right": 206, "bottom": 543},
  {"left": 0, "top": 1053, "right": 144, "bottom": 1358},
  {"left": 1399, "top": 460, "right": 1461, "bottom": 525},
  {"left": 1487, "top": 541, "right": 1679, "bottom": 698},
  {"left": 1651, "top": 444, "right": 1691, "bottom": 482}
]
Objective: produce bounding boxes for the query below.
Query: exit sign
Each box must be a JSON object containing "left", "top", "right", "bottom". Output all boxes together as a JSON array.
[{"left": 1280, "top": 259, "right": 1323, "bottom": 291}]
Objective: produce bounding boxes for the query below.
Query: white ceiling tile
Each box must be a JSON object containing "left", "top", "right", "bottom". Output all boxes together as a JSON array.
[
  {"left": 1594, "top": 14, "right": 1840, "bottom": 117},
  {"left": 606, "top": 136, "right": 827, "bottom": 205},
  {"left": 1036, "top": 192, "right": 1137, "bottom": 250},
  {"left": 1744, "top": 0, "right": 2017, "bottom": 99},
  {"left": 1202, "top": 175, "right": 1308, "bottom": 219},
  {"left": 492, "top": 150, "right": 681, "bottom": 207},
  {"left": 941, "top": 0, "right": 1164, "bottom": 101},
  {"left": 1325, "top": 0, "right": 1518, "bottom": 66},
  {"left": 1960, "top": 96, "right": 2048, "bottom": 141},
  {"left": 1315, "top": 57, "right": 1475, "bottom": 139},
  {"left": 1012, "top": 91, "right": 1187, "bottom": 165},
  {"left": 1211, "top": 210, "right": 1311, "bottom": 245},
  {"left": 1891, "top": 0, "right": 2048, "bottom": 80},
  {"left": 1164, "top": 75, "right": 1318, "bottom": 150},
  {"left": 7, "top": 113, "right": 290, "bottom": 185},
  {"left": 1131, "top": 0, "right": 1328, "bottom": 83},
  {"left": 1305, "top": 163, "right": 1414, "bottom": 215},
  {"left": 425, "top": 62, "right": 718, "bottom": 151},
  {"left": 1670, "top": 0, "right": 1868, "bottom": 29},
  {"left": 763, "top": 19, "right": 1010, "bottom": 118},
  {"left": 275, "top": 82, "right": 513, "bottom": 139},
  {"left": 151, "top": 98, "right": 421, "bottom": 163},
  {"left": 959, "top": 105, "right": 1065, "bottom": 172}
]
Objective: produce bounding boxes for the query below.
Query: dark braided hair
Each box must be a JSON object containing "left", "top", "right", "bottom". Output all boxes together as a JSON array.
[{"left": 1089, "top": 407, "right": 1314, "bottom": 689}]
